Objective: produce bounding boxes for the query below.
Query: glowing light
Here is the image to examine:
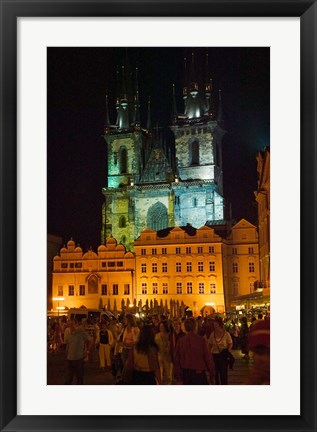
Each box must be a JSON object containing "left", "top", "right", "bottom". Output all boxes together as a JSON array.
[
  {"left": 205, "top": 302, "right": 215, "bottom": 306},
  {"left": 53, "top": 297, "right": 65, "bottom": 301},
  {"left": 57, "top": 306, "right": 65, "bottom": 310}
]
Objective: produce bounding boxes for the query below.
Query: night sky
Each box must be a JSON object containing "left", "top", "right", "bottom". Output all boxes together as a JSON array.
[{"left": 47, "top": 47, "right": 270, "bottom": 251}]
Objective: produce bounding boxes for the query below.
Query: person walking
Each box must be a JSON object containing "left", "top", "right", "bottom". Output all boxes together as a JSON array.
[
  {"left": 155, "top": 321, "right": 173, "bottom": 384},
  {"left": 174, "top": 317, "right": 215, "bottom": 385},
  {"left": 95, "top": 321, "right": 114, "bottom": 370},
  {"left": 124, "top": 325, "right": 162, "bottom": 385},
  {"left": 208, "top": 316, "right": 233, "bottom": 385},
  {"left": 239, "top": 316, "right": 250, "bottom": 359},
  {"left": 64, "top": 320, "right": 91, "bottom": 385}
]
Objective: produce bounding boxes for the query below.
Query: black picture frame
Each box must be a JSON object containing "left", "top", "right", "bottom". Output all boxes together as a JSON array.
[{"left": 1, "top": 1, "right": 316, "bottom": 431}]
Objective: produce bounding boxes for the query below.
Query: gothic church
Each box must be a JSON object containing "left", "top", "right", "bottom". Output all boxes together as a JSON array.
[{"left": 101, "top": 53, "right": 228, "bottom": 251}]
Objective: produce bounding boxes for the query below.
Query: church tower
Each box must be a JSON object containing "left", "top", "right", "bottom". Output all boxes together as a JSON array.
[
  {"left": 170, "top": 52, "right": 227, "bottom": 228},
  {"left": 102, "top": 62, "right": 146, "bottom": 251}
]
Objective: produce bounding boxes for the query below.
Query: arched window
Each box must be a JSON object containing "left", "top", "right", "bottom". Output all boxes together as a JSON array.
[
  {"left": 119, "top": 216, "right": 126, "bottom": 228},
  {"left": 147, "top": 202, "right": 168, "bottom": 232},
  {"left": 190, "top": 140, "right": 199, "bottom": 166},
  {"left": 119, "top": 147, "right": 128, "bottom": 174}
]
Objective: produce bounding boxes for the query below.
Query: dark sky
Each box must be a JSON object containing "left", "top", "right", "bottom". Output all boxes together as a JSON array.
[{"left": 47, "top": 47, "right": 270, "bottom": 251}]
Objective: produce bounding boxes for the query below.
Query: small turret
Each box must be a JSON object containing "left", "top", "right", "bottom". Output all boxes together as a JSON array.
[
  {"left": 146, "top": 97, "right": 151, "bottom": 131},
  {"left": 172, "top": 84, "right": 178, "bottom": 125},
  {"left": 217, "top": 89, "right": 223, "bottom": 125}
]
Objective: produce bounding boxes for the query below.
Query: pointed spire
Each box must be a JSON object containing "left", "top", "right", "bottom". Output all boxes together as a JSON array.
[
  {"left": 172, "top": 83, "right": 178, "bottom": 124},
  {"left": 217, "top": 89, "right": 223, "bottom": 124},
  {"left": 146, "top": 96, "right": 151, "bottom": 130},
  {"left": 134, "top": 66, "right": 140, "bottom": 129},
  {"left": 104, "top": 93, "right": 110, "bottom": 133},
  {"left": 183, "top": 57, "right": 188, "bottom": 100}
]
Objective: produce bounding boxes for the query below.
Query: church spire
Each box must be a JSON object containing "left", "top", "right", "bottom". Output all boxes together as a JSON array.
[
  {"left": 205, "top": 52, "right": 212, "bottom": 115},
  {"left": 104, "top": 93, "right": 111, "bottom": 134},
  {"left": 217, "top": 89, "right": 223, "bottom": 124},
  {"left": 116, "top": 65, "right": 129, "bottom": 129},
  {"left": 133, "top": 66, "right": 141, "bottom": 129},
  {"left": 172, "top": 83, "right": 178, "bottom": 124}
]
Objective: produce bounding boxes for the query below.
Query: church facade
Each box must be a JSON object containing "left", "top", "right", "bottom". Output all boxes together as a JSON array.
[{"left": 101, "top": 54, "right": 228, "bottom": 252}]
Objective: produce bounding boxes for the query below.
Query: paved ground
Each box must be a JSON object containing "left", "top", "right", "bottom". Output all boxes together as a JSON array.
[{"left": 47, "top": 348, "right": 254, "bottom": 385}]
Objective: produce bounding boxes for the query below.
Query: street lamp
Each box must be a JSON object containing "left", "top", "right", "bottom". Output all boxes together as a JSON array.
[{"left": 53, "top": 297, "right": 65, "bottom": 318}]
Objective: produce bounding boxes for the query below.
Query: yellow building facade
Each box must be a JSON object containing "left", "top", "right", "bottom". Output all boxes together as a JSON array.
[
  {"left": 51, "top": 219, "right": 261, "bottom": 316},
  {"left": 52, "top": 238, "right": 135, "bottom": 313},
  {"left": 134, "top": 225, "right": 225, "bottom": 316}
]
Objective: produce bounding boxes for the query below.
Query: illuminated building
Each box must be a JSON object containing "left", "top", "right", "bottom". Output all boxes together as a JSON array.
[
  {"left": 51, "top": 219, "right": 260, "bottom": 315},
  {"left": 222, "top": 219, "right": 261, "bottom": 310},
  {"left": 101, "top": 52, "right": 229, "bottom": 252},
  {"left": 134, "top": 225, "right": 225, "bottom": 315},
  {"left": 50, "top": 51, "right": 266, "bottom": 315},
  {"left": 254, "top": 147, "right": 270, "bottom": 304},
  {"left": 52, "top": 238, "right": 135, "bottom": 313}
]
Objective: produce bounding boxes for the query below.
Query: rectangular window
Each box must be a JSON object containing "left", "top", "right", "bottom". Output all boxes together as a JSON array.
[
  {"left": 112, "top": 284, "right": 118, "bottom": 295},
  {"left": 187, "top": 282, "right": 192, "bottom": 294},
  {"left": 75, "top": 262, "right": 82, "bottom": 268},
  {"left": 162, "top": 247, "right": 167, "bottom": 255},
  {"left": 186, "top": 262, "right": 192, "bottom": 272},
  {"left": 176, "top": 282, "right": 182, "bottom": 294},
  {"left": 248, "top": 247, "right": 254, "bottom": 254},
  {"left": 152, "top": 283, "right": 158, "bottom": 294},
  {"left": 209, "top": 261, "right": 215, "bottom": 272},
  {"left": 142, "top": 283, "right": 147, "bottom": 295},
  {"left": 176, "top": 247, "right": 181, "bottom": 254},
  {"left": 198, "top": 246, "right": 203, "bottom": 253},
  {"left": 162, "top": 262, "right": 168, "bottom": 273},
  {"left": 199, "top": 283, "right": 205, "bottom": 294},
  {"left": 124, "top": 284, "right": 130, "bottom": 295},
  {"left": 61, "top": 263, "right": 68, "bottom": 269},
  {"left": 68, "top": 285, "right": 74, "bottom": 296},
  {"left": 70, "top": 263, "right": 74, "bottom": 268},
  {"left": 249, "top": 262, "right": 255, "bottom": 273},
  {"left": 152, "top": 248, "right": 157, "bottom": 255},
  {"left": 79, "top": 285, "right": 85, "bottom": 296},
  {"left": 232, "top": 248, "right": 237, "bottom": 255},
  {"left": 108, "top": 262, "right": 115, "bottom": 267},
  {"left": 210, "top": 283, "right": 216, "bottom": 294},
  {"left": 141, "top": 248, "right": 146, "bottom": 255},
  {"left": 233, "top": 263, "right": 238, "bottom": 273},
  {"left": 141, "top": 263, "right": 147, "bottom": 273},
  {"left": 58, "top": 286, "right": 63, "bottom": 296},
  {"left": 101, "top": 262, "right": 106, "bottom": 268},
  {"left": 198, "top": 262, "right": 204, "bottom": 272},
  {"left": 186, "top": 247, "right": 191, "bottom": 254},
  {"left": 117, "top": 261, "right": 123, "bottom": 267},
  {"left": 209, "top": 246, "right": 215, "bottom": 253},
  {"left": 176, "top": 262, "right": 182, "bottom": 272},
  {"left": 101, "top": 284, "right": 107, "bottom": 295},
  {"left": 162, "top": 283, "right": 168, "bottom": 294},
  {"left": 152, "top": 263, "right": 158, "bottom": 273}
]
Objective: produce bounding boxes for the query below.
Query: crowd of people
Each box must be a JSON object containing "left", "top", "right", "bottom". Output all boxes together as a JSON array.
[{"left": 47, "top": 311, "right": 270, "bottom": 386}]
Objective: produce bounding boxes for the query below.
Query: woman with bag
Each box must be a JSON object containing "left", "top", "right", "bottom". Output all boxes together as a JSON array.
[
  {"left": 208, "top": 316, "right": 233, "bottom": 385},
  {"left": 124, "top": 325, "right": 161, "bottom": 385}
]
